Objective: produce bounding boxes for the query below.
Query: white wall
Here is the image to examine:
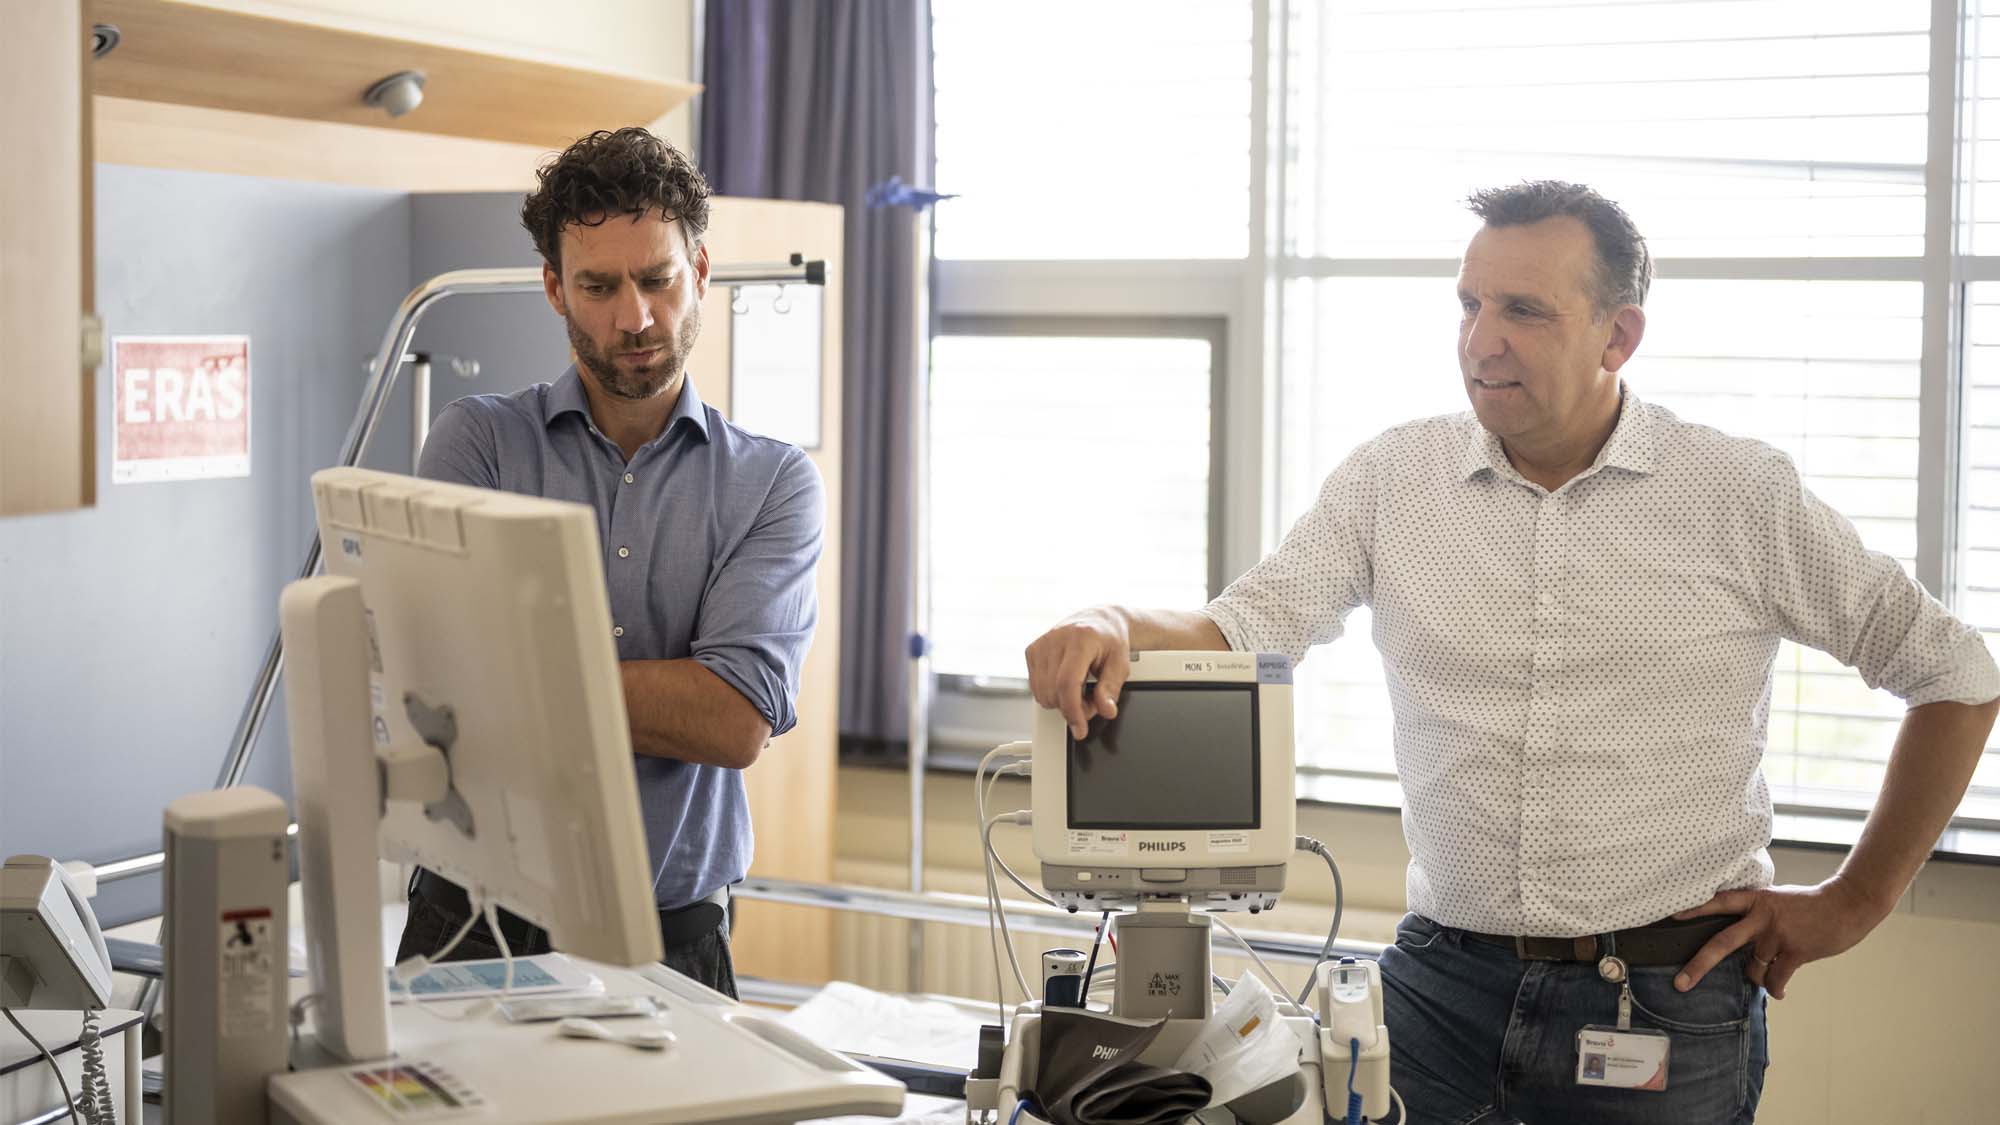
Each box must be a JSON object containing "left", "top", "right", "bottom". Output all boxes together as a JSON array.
[
  {"left": 187, "top": 0, "right": 698, "bottom": 150},
  {"left": 835, "top": 766, "right": 2000, "bottom": 1125}
]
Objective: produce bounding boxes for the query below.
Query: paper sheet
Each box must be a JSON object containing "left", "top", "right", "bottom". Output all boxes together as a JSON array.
[
  {"left": 387, "top": 953, "right": 600, "bottom": 1002},
  {"left": 780, "top": 981, "right": 988, "bottom": 1124}
]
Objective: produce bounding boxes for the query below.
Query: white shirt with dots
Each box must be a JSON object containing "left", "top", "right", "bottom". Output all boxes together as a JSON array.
[{"left": 1201, "top": 389, "right": 1999, "bottom": 937}]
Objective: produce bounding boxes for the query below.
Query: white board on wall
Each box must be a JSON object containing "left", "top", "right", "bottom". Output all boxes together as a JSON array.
[{"left": 728, "top": 284, "right": 823, "bottom": 450}]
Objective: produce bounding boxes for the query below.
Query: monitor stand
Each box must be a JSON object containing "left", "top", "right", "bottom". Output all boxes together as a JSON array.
[
  {"left": 1111, "top": 901, "right": 1213, "bottom": 1026},
  {"left": 278, "top": 575, "right": 393, "bottom": 1063}
]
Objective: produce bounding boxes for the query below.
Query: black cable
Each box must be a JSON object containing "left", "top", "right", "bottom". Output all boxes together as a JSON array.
[
  {"left": 1079, "top": 910, "right": 1111, "bottom": 1002},
  {"left": 2, "top": 1006, "right": 83, "bottom": 1125}
]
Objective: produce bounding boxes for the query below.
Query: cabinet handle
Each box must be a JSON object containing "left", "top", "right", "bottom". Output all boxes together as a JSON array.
[{"left": 81, "top": 311, "right": 103, "bottom": 371}]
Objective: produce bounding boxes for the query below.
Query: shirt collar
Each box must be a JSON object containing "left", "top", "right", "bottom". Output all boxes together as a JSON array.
[
  {"left": 542, "top": 365, "right": 593, "bottom": 427},
  {"left": 1595, "top": 385, "right": 1655, "bottom": 475},
  {"left": 1459, "top": 382, "right": 1656, "bottom": 483},
  {"left": 664, "top": 373, "right": 712, "bottom": 444},
  {"left": 541, "top": 365, "right": 712, "bottom": 445}
]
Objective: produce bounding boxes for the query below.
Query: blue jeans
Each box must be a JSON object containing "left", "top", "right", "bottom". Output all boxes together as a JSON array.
[{"left": 1378, "top": 913, "right": 1769, "bottom": 1124}]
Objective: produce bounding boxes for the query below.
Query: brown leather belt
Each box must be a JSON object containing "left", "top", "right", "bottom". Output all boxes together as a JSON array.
[{"left": 1459, "top": 913, "right": 1740, "bottom": 966}]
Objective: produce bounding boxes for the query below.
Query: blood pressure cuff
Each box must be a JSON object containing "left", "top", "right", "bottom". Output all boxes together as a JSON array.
[{"left": 1031, "top": 1008, "right": 1214, "bottom": 1125}]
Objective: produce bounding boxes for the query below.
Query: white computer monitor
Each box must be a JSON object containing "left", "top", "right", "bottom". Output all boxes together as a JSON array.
[
  {"left": 280, "top": 467, "right": 661, "bottom": 1061},
  {"left": 1030, "top": 650, "right": 1296, "bottom": 912}
]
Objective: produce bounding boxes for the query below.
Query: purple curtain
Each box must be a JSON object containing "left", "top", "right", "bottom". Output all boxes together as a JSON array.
[{"left": 701, "top": 0, "right": 933, "bottom": 748}]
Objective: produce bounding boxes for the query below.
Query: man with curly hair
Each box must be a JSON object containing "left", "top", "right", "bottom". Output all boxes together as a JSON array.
[{"left": 393, "top": 127, "right": 825, "bottom": 998}]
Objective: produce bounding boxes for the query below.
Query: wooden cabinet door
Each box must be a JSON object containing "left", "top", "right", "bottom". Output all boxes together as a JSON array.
[
  {"left": 697, "top": 198, "right": 845, "bottom": 985},
  {"left": 1, "top": 0, "right": 95, "bottom": 515}
]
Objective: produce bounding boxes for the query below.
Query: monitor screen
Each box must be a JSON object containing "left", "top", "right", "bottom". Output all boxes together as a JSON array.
[{"left": 1067, "top": 683, "right": 1260, "bottom": 830}]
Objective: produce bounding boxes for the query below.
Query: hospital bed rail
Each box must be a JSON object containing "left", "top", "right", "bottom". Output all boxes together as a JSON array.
[{"left": 91, "top": 855, "right": 1383, "bottom": 971}]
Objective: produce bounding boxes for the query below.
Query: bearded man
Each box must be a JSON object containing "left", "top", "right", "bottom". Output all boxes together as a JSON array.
[{"left": 392, "top": 127, "right": 825, "bottom": 999}]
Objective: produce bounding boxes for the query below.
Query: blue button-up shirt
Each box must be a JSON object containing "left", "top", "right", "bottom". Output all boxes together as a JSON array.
[{"left": 418, "top": 367, "right": 824, "bottom": 909}]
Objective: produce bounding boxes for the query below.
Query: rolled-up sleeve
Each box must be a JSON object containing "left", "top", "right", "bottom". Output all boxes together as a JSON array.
[
  {"left": 1762, "top": 450, "right": 2000, "bottom": 706},
  {"left": 690, "top": 448, "right": 826, "bottom": 736},
  {"left": 1201, "top": 439, "right": 1377, "bottom": 663}
]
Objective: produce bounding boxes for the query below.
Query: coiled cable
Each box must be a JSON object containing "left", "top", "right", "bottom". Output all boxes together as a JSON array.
[{"left": 74, "top": 1007, "right": 117, "bottom": 1125}]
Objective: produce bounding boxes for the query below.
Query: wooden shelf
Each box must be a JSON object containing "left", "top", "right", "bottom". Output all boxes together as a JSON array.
[{"left": 92, "top": 0, "right": 699, "bottom": 149}]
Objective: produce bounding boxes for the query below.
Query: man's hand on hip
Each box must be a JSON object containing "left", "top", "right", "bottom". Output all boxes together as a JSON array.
[{"left": 1671, "top": 877, "right": 1889, "bottom": 1000}]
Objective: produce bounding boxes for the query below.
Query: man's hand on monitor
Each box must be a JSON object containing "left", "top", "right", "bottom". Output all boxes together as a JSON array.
[{"left": 1025, "top": 607, "right": 1131, "bottom": 740}]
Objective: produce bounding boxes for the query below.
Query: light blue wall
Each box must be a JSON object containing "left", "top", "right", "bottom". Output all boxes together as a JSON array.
[
  {"left": 0, "top": 165, "right": 417, "bottom": 924},
  {"left": 0, "top": 180, "right": 600, "bottom": 926}
]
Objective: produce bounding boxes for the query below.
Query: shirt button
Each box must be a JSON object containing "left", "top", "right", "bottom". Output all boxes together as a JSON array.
[
  {"left": 613, "top": 625, "right": 625, "bottom": 637},
  {"left": 1538, "top": 592, "right": 1553, "bottom": 606},
  {"left": 618, "top": 546, "right": 631, "bottom": 559},
  {"left": 623, "top": 473, "right": 635, "bottom": 484}
]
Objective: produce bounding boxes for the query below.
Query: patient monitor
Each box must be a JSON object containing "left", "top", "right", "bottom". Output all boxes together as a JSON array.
[
  {"left": 277, "top": 466, "right": 663, "bottom": 1062},
  {"left": 981, "top": 651, "right": 1393, "bottom": 1123},
  {"left": 1027, "top": 651, "right": 1295, "bottom": 1027},
  {"left": 1032, "top": 651, "right": 1296, "bottom": 913}
]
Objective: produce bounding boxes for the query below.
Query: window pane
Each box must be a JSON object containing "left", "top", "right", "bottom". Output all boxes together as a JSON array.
[
  {"left": 1287, "top": 0, "right": 1931, "bottom": 259},
  {"left": 1971, "top": 7, "right": 2000, "bottom": 254},
  {"left": 1953, "top": 284, "right": 2000, "bottom": 824},
  {"left": 1278, "top": 277, "right": 1469, "bottom": 781},
  {"left": 1279, "top": 277, "right": 1926, "bottom": 818},
  {"left": 929, "top": 334, "right": 1213, "bottom": 679},
  {"left": 932, "top": 0, "right": 1253, "bottom": 260}
]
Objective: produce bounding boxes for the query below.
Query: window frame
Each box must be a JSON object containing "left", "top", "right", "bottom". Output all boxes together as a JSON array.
[
  {"left": 930, "top": 312, "right": 1233, "bottom": 677},
  {"left": 924, "top": 300, "right": 1251, "bottom": 739},
  {"left": 923, "top": 0, "right": 1275, "bottom": 737}
]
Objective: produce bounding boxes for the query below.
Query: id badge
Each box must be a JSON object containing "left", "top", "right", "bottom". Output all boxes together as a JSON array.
[{"left": 1575, "top": 1025, "right": 1670, "bottom": 1090}]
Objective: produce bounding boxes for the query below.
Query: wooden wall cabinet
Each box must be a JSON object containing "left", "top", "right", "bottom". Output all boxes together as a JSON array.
[
  {"left": 1, "top": 0, "right": 96, "bottom": 516},
  {"left": 87, "top": 0, "right": 696, "bottom": 192}
]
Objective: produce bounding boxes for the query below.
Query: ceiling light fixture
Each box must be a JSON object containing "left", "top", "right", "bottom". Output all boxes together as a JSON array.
[{"left": 363, "top": 70, "right": 427, "bottom": 118}]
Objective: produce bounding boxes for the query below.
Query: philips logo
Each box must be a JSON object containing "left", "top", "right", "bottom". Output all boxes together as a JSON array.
[
  {"left": 1137, "top": 841, "right": 1187, "bottom": 853},
  {"left": 1091, "top": 1045, "right": 1122, "bottom": 1061}
]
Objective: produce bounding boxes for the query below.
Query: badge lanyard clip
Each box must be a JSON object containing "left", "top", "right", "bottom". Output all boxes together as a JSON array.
[{"left": 1597, "top": 938, "right": 1632, "bottom": 1032}]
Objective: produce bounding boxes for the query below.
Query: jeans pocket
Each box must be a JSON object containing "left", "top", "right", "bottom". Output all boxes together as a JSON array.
[
  {"left": 1625, "top": 960, "right": 1754, "bottom": 1035},
  {"left": 1616, "top": 965, "right": 1757, "bottom": 1123},
  {"left": 1393, "top": 912, "right": 1449, "bottom": 952}
]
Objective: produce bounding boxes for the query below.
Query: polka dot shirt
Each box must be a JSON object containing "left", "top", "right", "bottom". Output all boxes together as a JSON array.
[{"left": 1202, "top": 389, "right": 1999, "bottom": 937}]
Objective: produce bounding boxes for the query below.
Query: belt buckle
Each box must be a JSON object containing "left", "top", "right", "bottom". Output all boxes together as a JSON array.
[{"left": 1513, "top": 935, "right": 1550, "bottom": 961}]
